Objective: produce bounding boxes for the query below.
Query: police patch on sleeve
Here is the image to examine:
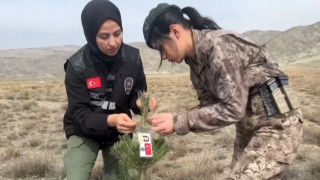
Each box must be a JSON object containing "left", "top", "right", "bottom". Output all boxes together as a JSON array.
[{"left": 124, "top": 76, "right": 134, "bottom": 95}]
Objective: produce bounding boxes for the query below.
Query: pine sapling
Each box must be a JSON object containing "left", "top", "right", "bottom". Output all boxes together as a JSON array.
[{"left": 111, "top": 91, "right": 169, "bottom": 180}]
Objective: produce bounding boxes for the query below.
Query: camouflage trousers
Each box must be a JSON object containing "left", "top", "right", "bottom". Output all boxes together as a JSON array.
[{"left": 229, "top": 108, "right": 303, "bottom": 180}]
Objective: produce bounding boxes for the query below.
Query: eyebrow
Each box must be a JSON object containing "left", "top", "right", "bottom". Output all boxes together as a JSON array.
[
  {"left": 98, "top": 28, "right": 122, "bottom": 36},
  {"left": 113, "top": 29, "right": 121, "bottom": 34}
]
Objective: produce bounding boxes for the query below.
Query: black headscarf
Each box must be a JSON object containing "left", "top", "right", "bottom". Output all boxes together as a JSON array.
[{"left": 81, "top": 0, "right": 123, "bottom": 66}]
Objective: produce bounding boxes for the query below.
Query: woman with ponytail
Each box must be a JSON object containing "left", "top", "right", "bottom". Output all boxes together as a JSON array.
[{"left": 144, "top": 3, "right": 302, "bottom": 180}]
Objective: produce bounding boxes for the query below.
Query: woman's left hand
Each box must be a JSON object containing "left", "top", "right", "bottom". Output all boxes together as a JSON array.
[{"left": 148, "top": 113, "right": 174, "bottom": 135}]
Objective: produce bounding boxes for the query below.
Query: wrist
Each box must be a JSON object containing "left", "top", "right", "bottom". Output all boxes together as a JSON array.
[{"left": 107, "top": 114, "right": 117, "bottom": 127}]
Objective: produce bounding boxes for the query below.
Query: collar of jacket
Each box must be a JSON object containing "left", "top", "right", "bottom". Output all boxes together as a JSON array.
[
  {"left": 185, "top": 29, "right": 210, "bottom": 74},
  {"left": 186, "top": 28, "right": 245, "bottom": 74}
]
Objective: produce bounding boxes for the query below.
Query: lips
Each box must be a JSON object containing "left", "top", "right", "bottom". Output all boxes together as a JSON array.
[{"left": 108, "top": 48, "right": 118, "bottom": 54}]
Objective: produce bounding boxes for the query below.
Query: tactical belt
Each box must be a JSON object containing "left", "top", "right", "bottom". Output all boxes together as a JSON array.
[{"left": 259, "top": 74, "right": 300, "bottom": 116}]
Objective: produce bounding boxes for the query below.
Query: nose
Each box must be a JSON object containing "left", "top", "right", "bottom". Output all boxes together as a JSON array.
[{"left": 109, "top": 36, "right": 116, "bottom": 47}]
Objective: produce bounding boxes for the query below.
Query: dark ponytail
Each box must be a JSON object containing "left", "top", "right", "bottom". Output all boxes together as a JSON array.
[
  {"left": 181, "top": 7, "right": 221, "bottom": 30},
  {"left": 149, "top": 6, "right": 220, "bottom": 69},
  {"left": 150, "top": 6, "right": 221, "bottom": 48}
]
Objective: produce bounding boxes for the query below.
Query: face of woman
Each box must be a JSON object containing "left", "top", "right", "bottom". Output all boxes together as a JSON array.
[
  {"left": 96, "top": 19, "right": 123, "bottom": 56},
  {"left": 159, "top": 40, "right": 184, "bottom": 64},
  {"left": 152, "top": 26, "right": 186, "bottom": 64}
]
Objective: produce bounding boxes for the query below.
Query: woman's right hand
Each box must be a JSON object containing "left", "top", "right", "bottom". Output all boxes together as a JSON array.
[
  {"left": 107, "top": 113, "right": 137, "bottom": 133},
  {"left": 147, "top": 113, "right": 175, "bottom": 135}
]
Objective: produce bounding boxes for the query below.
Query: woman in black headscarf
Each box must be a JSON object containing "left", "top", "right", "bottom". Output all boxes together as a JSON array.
[{"left": 63, "top": 1, "right": 157, "bottom": 179}]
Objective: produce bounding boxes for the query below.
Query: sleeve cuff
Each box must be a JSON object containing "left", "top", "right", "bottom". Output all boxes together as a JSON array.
[{"left": 173, "top": 112, "right": 191, "bottom": 135}]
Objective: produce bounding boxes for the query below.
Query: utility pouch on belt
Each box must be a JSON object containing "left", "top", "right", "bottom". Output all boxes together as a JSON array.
[{"left": 260, "top": 74, "right": 300, "bottom": 116}]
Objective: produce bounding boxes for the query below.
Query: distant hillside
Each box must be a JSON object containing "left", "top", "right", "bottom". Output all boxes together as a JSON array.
[
  {"left": 0, "top": 43, "right": 190, "bottom": 80},
  {"left": 0, "top": 21, "right": 319, "bottom": 80},
  {"left": 243, "top": 21, "right": 320, "bottom": 64},
  {"left": 0, "top": 46, "right": 78, "bottom": 80},
  {"left": 242, "top": 30, "right": 281, "bottom": 45}
]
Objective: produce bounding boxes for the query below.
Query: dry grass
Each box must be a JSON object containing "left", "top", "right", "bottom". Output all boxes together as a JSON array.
[
  {"left": 285, "top": 144, "right": 320, "bottom": 180},
  {"left": 22, "top": 100, "right": 38, "bottom": 111},
  {"left": 2, "top": 154, "right": 65, "bottom": 179},
  {"left": 302, "top": 107, "right": 320, "bottom": 124},
  {"left": 1, "top": 147, "right": 21, "bottom": 161},
  {"left": 21, "top": 121, "right": 36, "bottom": 131},
  {"left": 302, "top": 121, "right": 320, "bottom": 146},
  {"left": 29, "top": 138, "right": 43, "bottom": 147},
  {"left": 0, "top": 65, "right": 319, "bottom": 179},
  {"left": 283, "top": 66, "right": 320, "bottom": 96},
  {"left": 308, "top": 159, "right": 320, "bottom": 179},
  {"left": 90, "top": 162, "right": 104, "bottom": 180}
]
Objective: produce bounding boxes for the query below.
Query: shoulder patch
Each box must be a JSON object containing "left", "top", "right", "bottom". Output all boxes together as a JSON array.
[{"left": 87, "top": 76, "right": 101, "bottom": 89}]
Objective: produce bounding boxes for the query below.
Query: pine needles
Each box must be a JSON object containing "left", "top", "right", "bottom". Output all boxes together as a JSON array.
[
  {"left": 111, "top": 134, "right": 169, "bottom": 179},
  {"left": 138, "top": 91, "right": 150, "bottom": 128}
]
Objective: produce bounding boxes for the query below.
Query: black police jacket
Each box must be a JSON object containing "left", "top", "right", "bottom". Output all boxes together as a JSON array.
[{"left": 63, "top": 43, "right": 146, "bottom": 148}]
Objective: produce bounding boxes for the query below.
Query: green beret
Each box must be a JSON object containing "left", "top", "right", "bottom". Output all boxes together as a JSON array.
[{"left": 143, "top": 3, "right": 181, "bottom": 48}]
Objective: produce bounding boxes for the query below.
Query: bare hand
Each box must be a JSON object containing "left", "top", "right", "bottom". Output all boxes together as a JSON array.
[
  {"left": 136, "top": 96, "right": 158, "bottom": 111},
  {"left": 147, "top": 113, "right": 174, "bottom": 135},
  {"left": 107, "top": 113, "right": 137, "bottom": 133}
]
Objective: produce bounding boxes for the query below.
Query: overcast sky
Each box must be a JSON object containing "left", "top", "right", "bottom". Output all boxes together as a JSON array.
[{"left": 0, "top": 0, "right": 319, "bottom": 49}]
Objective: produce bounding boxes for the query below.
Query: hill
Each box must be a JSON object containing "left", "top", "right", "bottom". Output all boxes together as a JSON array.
[
  {"left": 243, "top": 21, "right": 320, "bottom": 65},
  {"left": 0, "top": 21, "right": 319, "bottom": 80}
]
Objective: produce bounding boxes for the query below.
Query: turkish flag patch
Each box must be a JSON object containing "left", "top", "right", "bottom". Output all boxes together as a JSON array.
[{"left": 86, "top": 77, "right": 101, "bottom": 89}]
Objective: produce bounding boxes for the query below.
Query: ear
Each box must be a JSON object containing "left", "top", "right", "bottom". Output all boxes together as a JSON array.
[{"left": 169, "top": 24, "right": 180, "bottom": 39}]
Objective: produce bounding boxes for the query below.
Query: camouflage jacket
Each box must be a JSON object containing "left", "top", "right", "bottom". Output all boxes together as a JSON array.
[{"left": 174, "top": 29, "right": 283, "bottom": 135}]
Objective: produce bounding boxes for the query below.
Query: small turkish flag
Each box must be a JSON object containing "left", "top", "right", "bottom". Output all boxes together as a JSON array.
[
  {"left": 144, "top": 143, "right": 152, "bottom": 155},
  {"left": 86, "top": 77, "right": 101, "bottom": 89}
]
